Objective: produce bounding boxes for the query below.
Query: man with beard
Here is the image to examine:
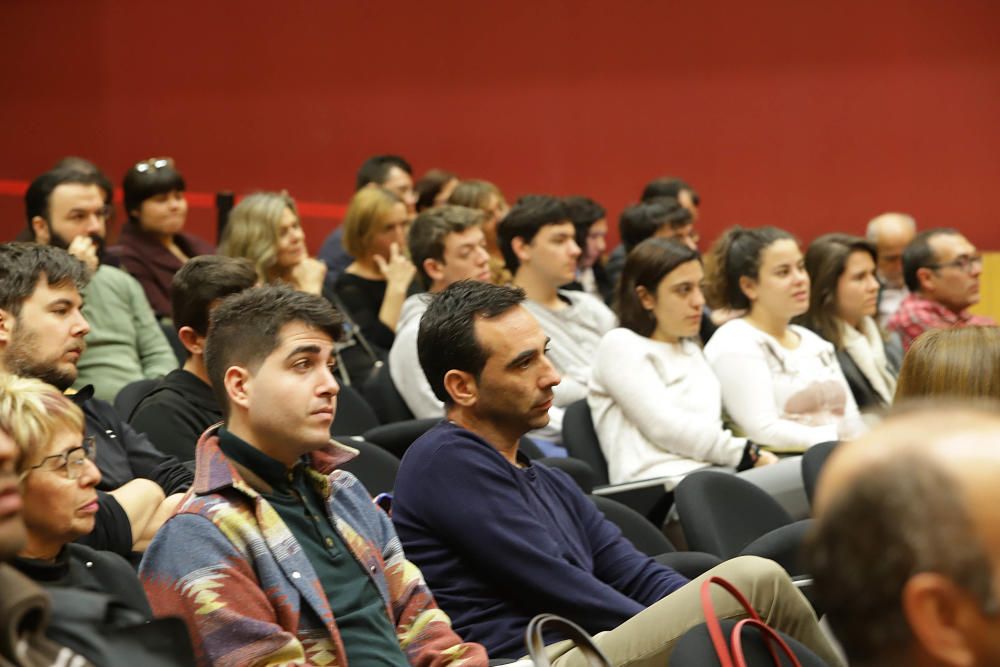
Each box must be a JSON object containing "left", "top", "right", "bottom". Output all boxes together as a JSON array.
[
  {"left": 26, "top": 165, "right": 177, "bottom": 401},
  {"left": 0, "top": 243, "right": 190, "bottom": 558}
]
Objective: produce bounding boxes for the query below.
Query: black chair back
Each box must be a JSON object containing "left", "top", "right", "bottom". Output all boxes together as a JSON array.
[
  {"left": 562, "top": 400, "right": 609, "bottom": 486},
  {"left": 361, "top": 363, "right": 415, "bottom": 424},
  {"left": 338, "top": 438, "right": 401, "bottom": 496},
  {"left": 801, "top": 441, "right": 839, "bottom": 506},
  {"left": 589, "top": 494, "right": 674, "bottom": 556},
  {"left": 675, "top": 470, "right": 793, "bottom": 559},
  {"left": 362, "top": 417, "right": 441, "bottom": 459},
  {"left": 670, "top": 619, "right": 828, "bottom": 666},
  {"left": 330, "top": 385, "right": 380, "bottom": 436}
]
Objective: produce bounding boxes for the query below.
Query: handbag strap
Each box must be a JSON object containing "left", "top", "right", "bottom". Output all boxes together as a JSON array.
[
  {"left": 700, "top": 576, "right": 762, "bottom": 667},
  {"left": 524, "top": 613, "right": 610, "bottom": 667},
  {"left": 730, "top": 619, "right": 802, "bottom": 667}
]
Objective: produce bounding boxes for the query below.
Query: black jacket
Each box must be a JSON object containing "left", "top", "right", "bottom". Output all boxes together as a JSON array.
[{"left": 129, "top": 369, "right": 221, "bottom": 463}]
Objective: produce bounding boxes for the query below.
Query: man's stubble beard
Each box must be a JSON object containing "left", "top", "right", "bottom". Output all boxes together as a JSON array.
[{"left": 4, "top": 325, "right": 78, "bottom": 391}]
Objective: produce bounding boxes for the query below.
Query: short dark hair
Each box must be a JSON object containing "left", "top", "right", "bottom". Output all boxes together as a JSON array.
[
  {"left": 0, "top": 243, "right": 90, "bottom": 317},
  {"left": 24, "top": 167, "right": 106, "bottom": 230},
  {"left": 640, "top": 177, "right": 700, "bottom": 206},
  {"left": 122, "top": 160, "right": 186, "bottom": 224},
  {"left": 417, "top": 281, "right": 526, "bottom": 405},
  {"left": 355, "top": 154, "right": 412, "bottom": 191},
  {"left": 902, "top": 228, "right": 961, "bottom": 293},
  {"left": 414, "top": 169, "right": 457, "bottom": 212},
  {"left": 704, "top": 226, "right": 796, "bottom": 310},
  {"left": 497, "top": 195, "right": 570, "bottom": 273},
  {"left": 619, "top": 198, "right": 692, "bottom": 253},
  {"left": 796, "top": 233, "right": 878, "bottom": 349},
  {"left": 563, "top": 195, "right": 607, "bottom": 255},
  {"left": 408, "top": 205, "right": 485, "bottom": 288},
  {"left": 205, "top": 285, "right": 343, "bottom": 418},
  {"left": 51, "top": 157, "right": 114, "bottom": 205},
  {"left": 806, "top": 451, "right": 997, "bottom": 666},
  {"left": 171, "top": 255, "right": 258, "bottom": 338},
  {"left": 617, "top": 238, "right": 701, "bottom": 337}
]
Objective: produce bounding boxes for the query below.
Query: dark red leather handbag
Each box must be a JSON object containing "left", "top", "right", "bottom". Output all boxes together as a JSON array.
[{"left": 701, "top": 576, "right": 803, "bottom": 667}]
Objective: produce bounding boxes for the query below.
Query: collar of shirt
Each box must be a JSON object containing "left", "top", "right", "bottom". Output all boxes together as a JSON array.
[{"left": 217, "top": 427, "right": 302, "bottom": 493}]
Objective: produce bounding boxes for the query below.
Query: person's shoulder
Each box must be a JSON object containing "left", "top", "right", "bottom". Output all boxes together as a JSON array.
[
  {"left": 597, "top": 327, "right": 647, "bottom": 355},
  {"left": 790, "top": 324, "right": 834, "bottom": 352},
  {"left": 704, "top": 318, "right": 753, "bottom": 352}
]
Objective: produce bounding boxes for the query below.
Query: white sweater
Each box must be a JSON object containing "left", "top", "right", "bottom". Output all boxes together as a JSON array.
[
  {"left": 589, "top": 328, "right": 747, "bottom": 485},
  {"left": 704, "top": 318, "right": 863, "bottom": 451}
]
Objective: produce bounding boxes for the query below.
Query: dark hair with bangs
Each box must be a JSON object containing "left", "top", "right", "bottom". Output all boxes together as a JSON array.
[
  {"left": 0, "top": 243, "right": 91, "bottom": 316},
  {"left": 640, "top": 177, "right": 700, "bottom": 206},
  {"left": 417, "top": 280, "right": 526, "bottom": 405},
  {"left": 122, "top": 160, "right": 186, "bottom": 224},
  {"left": 619, "top": 198, "right": 692, "bottom": 253},
  {"left": 497, "top": 195, "right": 570, "bottom": 273},
  {"left": 205, "top": 285, "right": 343, "bottom": 418},
  {"left": 795, "top": 233, "right": 878, "bottom": 349},
  {"left": 617, "top": 238, "right": 701, "bottom": 337},
  {"left": 356, "top": 154, "right": 412, "bottom": 191}
]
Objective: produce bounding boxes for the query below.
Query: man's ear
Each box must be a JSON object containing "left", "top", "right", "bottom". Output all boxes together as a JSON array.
[
  {"left": 0, "top": 308, "right": 14, "bottom": 347},
  {"left": 916, "top": 266, "right": 936, "bottom": 294},
  {"left": 443, "top": 369, "right": 477, "bottom": 408},
  {"left": 902, "top": 573, "right": 977, "bottom": 667},
  {"left": 636, "top": 285, "right": 655, "bottom": 312},
  {"left": 738, "top": 275, "right": 758, "bottom": 303},
  {"left": 177, "top": 326, "right": 206, "bottom": 356},
  {"left": 223, "top": 366, "right": 252, "bottom": 412},
  {"left": 423, "top": 258, "right": 446, "bottom": 284},
  {"left": 31, "top": 217, "right": 50, "bottom": 245},
  {"left": 511, "top": 236, "right": 531, "bottom": 264}
]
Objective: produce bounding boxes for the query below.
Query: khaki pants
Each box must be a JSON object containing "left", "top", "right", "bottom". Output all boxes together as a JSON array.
[{"left": 536, "top": 556, "right": 844, "bottom": 667}]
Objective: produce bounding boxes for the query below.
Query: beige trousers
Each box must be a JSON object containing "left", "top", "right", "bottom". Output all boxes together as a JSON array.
[{"left": 537, "top": 556, "right": 844, "bottom": 667}]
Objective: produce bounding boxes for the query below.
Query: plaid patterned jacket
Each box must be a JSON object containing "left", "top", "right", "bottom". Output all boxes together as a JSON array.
[
  {"left": 886, "top": 292, "right": 996, "bottom": 350},
  {"left": 139, "top": 427, "right": 486, "bottom": 667}
]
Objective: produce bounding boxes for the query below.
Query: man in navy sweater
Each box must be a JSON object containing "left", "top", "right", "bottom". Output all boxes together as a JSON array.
[{"left": 391, "top": 280, "right": 843, "bottom": 665}]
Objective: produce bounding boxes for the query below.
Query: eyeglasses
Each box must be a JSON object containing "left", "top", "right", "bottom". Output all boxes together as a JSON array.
[
  {"left": 928, "top": 254, "right": 983, "bottom": 274},
  {"left": 134, "top": 157, "right": 175, "bottom": 173},
  {"left": 20, "top": 436, "right": 97, "bottom": 481}
]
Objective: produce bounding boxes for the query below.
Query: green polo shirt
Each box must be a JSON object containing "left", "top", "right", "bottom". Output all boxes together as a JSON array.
[{"left": 218, "top": 429, "right": 407, "bottom": 666}]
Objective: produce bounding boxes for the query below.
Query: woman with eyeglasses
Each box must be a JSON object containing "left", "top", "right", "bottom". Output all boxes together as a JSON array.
[
  {"left": 794, "top": 234, "right": 902, "bottom": 412},
  {"left": 2, "top": 374, "right": 152, "bottom": 618},
  {"left": 118, "top": 158, "right": 215, "bottom": 319},
  {"left": 703, "top": 227, "right": 864, "bottom": 452},
  {"left": 447, "top": 179, "right": 511, "bottom": 284},
  {"left": 589, "top": 238, "right": 778, "bottom": 484}
]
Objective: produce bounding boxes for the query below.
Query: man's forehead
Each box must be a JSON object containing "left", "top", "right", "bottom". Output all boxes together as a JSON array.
[
  {"left": 446, "top": 226, "right": 485, "bottom": 247},
  {"left": 475, "top": 306, "right": 543, "bottom": 355},
  {"left": 930, "top": 233, "right": 974, "bottom": 258},
  {"left": 50, "top": 183, "right": 104, "bottom": 207},
  {"left": 274, "top": 321, "right": 334, "bottom": 350},
  {"left": 27, "top": 277, "right": 82, "bottom": 305}
]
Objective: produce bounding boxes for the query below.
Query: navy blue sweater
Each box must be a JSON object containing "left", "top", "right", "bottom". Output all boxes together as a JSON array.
[{"left": 392, "top": 421, "right": 689, "bottom": 657}]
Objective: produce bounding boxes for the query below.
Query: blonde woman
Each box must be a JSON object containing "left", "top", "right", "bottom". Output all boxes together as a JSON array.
[
  {"left": 219, "top": 191, "right": 328, "bottom": 295},
  {"left": 334, "top": 187, "right": 416, "bottom": 350}
]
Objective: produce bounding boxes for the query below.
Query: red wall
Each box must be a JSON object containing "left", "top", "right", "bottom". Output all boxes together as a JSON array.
[{"left": 2, "top": 1, "right": 999, "bottom": 252}]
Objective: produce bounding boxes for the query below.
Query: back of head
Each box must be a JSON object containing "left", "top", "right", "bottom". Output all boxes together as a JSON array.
[
  {"left": 447, "top": 179, "right": 503, "bottom": 211},
  {"left": 798, "top": 233, "right": 877, "bottom": 348},
  {"left": 617, "top": 238, "right": 701, "bottom": 337},
  {"left": 703, "top": 226, "right": 794, "bottom": 310},
  {"left": 806, "top": 406, "right": 1000, "bottom": 666},
  {"left": 24, "top": 167, "right": 106, "bottom": 232},
  {"left": 218, "top": 191, "right": 297, "bottom": 282},
  {"left": 355, "top": 154, "right": 412, "bottom": 191},
  {"left": 340, "top": 187, "right": 404, "bottom": 258},
  {"left": 122, "top": 158, "right": 186, "bottom": 224},
  {"left": 417, "top": 280, "right": 526, "bottom": 405},
  {"left": 641, "top": 176, "right": 699, "bottom": 205},
  {"left": 902, "top": 228, "right": 960, "bottom": 293},
  {"left": 0, "top": 373, "right": 84, "bottom": 472},
  {"left": 895, "top": 326, "right": 1000, "bottom": 402},
  {"left": 415, "top": 169, "right": 458, "bottom": 212},
  {"left": 408, "top": 205, "right": 485, "bottom": 288},
  {"left": 204, "top": 285, "right": 342, "bottom": 418},
  {"left": 618, "top": 198, "right": 691, "bottom": 253},
  {"left": 0, "top": 243, "right": 90, "bottom": 317},
  {"left": 171, "top": 255, "right": 258, "bottom": 337},
  {"left": 563, "top": 195, "right": 606, "bottom": 250},
  {"left": 497, "top": 195, "right": 569, "bottom": 273}
]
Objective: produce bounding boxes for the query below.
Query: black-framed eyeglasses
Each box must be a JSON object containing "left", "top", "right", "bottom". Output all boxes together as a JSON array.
[
  {"left": 134, "top": 157, "right": 175, "bottom": 173},
  {"left": 927, "top": 254, "right": 983, "bottom": 274},
  {"left": 20, "top": 436, "right": 97, "bottom": 481}
]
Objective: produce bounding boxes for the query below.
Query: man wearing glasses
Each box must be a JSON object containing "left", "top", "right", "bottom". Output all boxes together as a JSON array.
[
  {"left": 25, "top": 164, "right": 178, "bottom": 401},
  {"left": 887, "top": 228, "right": 996, "bottom": 350}
]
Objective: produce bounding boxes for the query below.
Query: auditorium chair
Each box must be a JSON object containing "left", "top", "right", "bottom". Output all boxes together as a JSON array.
[
  {"left": 115, "top": 377, "right": 163, "bottom": 422},
  {"left": 671, "top": 619, "right": 828, "bottom": 666},
  {"left": 361, "top": 362, "right": 416, "bottom": 424},
  {"left": 330, "top": 384, "right": 380, "bottom": 436},
  {"left": 801, "top": 440, "right": 839, "bottom": 507},
  {"left": 338, "top": 438, "right": 401, "bottom": 496}
]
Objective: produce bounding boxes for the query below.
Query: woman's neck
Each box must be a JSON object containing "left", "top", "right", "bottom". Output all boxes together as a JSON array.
[
  {"left": 745, "top": 307, "right": 797, "bottom": 348},
  {"left": 19, "top": 536, "right": 61, "bottom": 562}
]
